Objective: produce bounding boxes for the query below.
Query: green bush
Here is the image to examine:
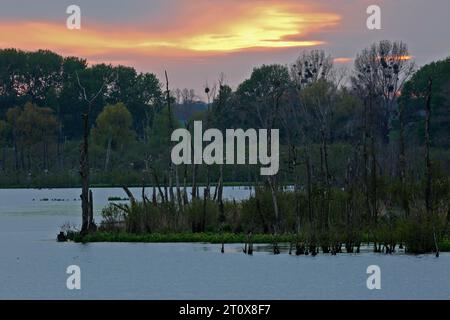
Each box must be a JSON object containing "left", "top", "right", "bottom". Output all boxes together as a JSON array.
[
  {"left": 99, "top": 203, "right": 125, "bottom": 232},
  {"left": 400, "top": 212, "right": 445, "bottom": 254},
  {"left": 185, "top": 198, "right": 219, "bottom": 232}
]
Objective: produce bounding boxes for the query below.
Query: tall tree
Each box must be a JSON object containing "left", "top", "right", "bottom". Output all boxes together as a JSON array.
[
  {"left": 6, "top": 103, "right": 58, "bottom": 172},
  {"left": 75, "top": 70, "right": 114, "bottom": 234},
  {"left": 287, "top": 50, "right": 335, "bottom": 238},
  {"left": 299, "top": 80, "right": 337, "bottom": 231},
  {"left": 235, "top": 64, "right": 290, "bottom": 234},
  {"left": 92, "top": 102, "right": 135, "bottom": 171},
  {"left": 0, "top": 120, "right": 9, "bottom": 171}
]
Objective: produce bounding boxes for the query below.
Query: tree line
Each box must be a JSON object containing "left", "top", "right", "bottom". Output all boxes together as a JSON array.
[
  {"left": 2, "top": 42, "right": 449, "bottom": 253},
  {"left": 0, "top": 44, "right": 448, "bottom": 189}
]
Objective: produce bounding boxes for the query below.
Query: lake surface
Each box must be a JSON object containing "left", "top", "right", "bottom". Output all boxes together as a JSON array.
[{"left": 0, "top": 187, "right": 449, "bottom": 300}]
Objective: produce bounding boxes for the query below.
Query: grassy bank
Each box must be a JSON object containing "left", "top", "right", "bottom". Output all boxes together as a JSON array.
[
  {"left": 72, "top": 232, "right": 296, "bottom": 244},
  {"left": 71, "top": 232, "right": 450, "bottom": 254},
  {"left": 70, "top": 231, "right": 450, "bottom": 252},
  {"left": 439, "top": 238, "right": 450, "bottom": 252}
]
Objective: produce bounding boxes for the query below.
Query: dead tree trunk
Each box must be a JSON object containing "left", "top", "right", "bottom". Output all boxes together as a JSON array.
[
  {"left": 217, "top": 164, "right": 224, "bottom": 203},
  {"left": 369, "top": 91, "right": 378, "bottom": 226},
  {"left": 165, "top": 71, "right": 175, "bottom": 203},
  {"left": 304, "top": 146, "right": 313, "bottom": 225},
  {"left": 267, "top": 176, "right": 279, "bottom": 233},
  {"left": 362, "top": 98, "right": 371, "bottom": 226},
  {"left": 79, "top": 116, "right": 96, "bottom": 233},
  {"left": 425, "top": 77, "right": 433, "bottom": 216},
  {"left": 104, "top": 135, "right": 112, "bottom": 172},
  {"left": 88, "top": 189, "right": 96, "bottom": 231},
  {"left": 424, "top": 77, "right": 439, "bottom": 257},
  {"left": 320, "top": 125, "right": 331, "bottom": 230},
  {"left": 122, "top": 186, "right": 136, "bottom": 204},
  {"left": 202, "top": 188, "right": 208, "bottom": 232},
  {"left": 265, "top": 119, "right": 279, "bottom": 234},
  {"left": 80, "top": 113, "right": 90, "bottom": 234},
  {"left": 183, "top": 164, "right": 189, "bottom": 205},
  {"left": 399, "top": 100, "right": 410, "bottom": 217},
  {"left": 175, "top": 166, "right": 183, "bottom": 210},
  {"left": 152, "top": 185, "right": 157, "bottom": 205},
  {"left": 57, "top": 121, "right": 64, "bottom": 171},
  {"left": 76, "top": 71, "right": 109, "bottom": 235},
  {"left": 151, "top": 167, "right": 165, "bottom": 203},
  {"left": 192, "top": 164, "right": 197, "bottom": 199}
]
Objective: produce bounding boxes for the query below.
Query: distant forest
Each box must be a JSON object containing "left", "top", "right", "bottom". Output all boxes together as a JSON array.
[{"left": 0, "top": 43, "right": 449, "bottom": 188}]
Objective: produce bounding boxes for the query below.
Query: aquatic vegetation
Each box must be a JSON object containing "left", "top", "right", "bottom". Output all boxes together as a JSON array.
[
  {"left": 70, "top": 181, "right": 450, "bottom": 255},
  {"left": 72, "top": 231, "right": 296, "bottom": 244},
  {"left": 107, "top": 196, "right": 129, "bottom": 201}
]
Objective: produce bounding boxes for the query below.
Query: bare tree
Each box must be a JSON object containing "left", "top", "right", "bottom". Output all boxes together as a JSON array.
[
  {"left": 287, "top": 50, "right": 336, "bottom": 247},
  {"left": 291, "top": 50, "right": 334, "bottom": 87},
  {"left": 424, "top": 77, "right": 433, "bottom": 216},
  {"left": 203, "top": 80, "right": 217, "bottom": 200},
  {"left": 423, "top": 77, "right": 440, "bottom": 257},
  {"left": 164, "top": 71, "right": 183, "bottom": 210},
  {"left": 300, "top": 80, "right": 337, "bottom": 231},
  {"left": 352, "top": 40, "right": 415, "bottom": 230},
  {"left": 76, "top": 71, "right": 113, "bottom": 234}
]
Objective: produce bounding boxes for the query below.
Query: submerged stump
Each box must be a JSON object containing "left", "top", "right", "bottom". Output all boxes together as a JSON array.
[{"left": 57, "top": 232, "right": 67, "bottom": 242}]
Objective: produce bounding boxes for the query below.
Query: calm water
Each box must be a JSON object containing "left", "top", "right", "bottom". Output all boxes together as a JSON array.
[{"left": 0, "top": 187, "right": 449, "bottom": 300}]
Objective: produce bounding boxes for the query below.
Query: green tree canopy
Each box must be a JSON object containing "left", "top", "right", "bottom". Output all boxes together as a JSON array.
[
  {"left": 92, "top": 102, "right": 135, "bottom": 150},
  {"left": 0, "top": 49, "right": 163, "bottom": 140},
  {"left": 9, "top": 103, "right": 58, "bottom": 149},
  {"left": 400, "top": 57, "right": 450, "bottom": 147},
  {"left": 235, "top": 64, "right": 291, "bottom": 129}
]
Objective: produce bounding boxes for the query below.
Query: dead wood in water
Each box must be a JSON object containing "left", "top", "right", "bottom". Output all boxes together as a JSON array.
[
  {"left": 122, "top": 186, "right": 136, "bottom": 205},
  {"left": 88, "top": 190, "right": 96, "bottom": 232},
  {"left": 75, "top": 70, "right": 113, "bottom": 234}
]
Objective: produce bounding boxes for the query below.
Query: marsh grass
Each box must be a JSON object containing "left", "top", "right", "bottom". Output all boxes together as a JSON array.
[
  {"left": 71, "top": 232, "right": 294, "bottom": 244},
  {"left": 69, "top": 181, "right": 449, "bottom": 254}
]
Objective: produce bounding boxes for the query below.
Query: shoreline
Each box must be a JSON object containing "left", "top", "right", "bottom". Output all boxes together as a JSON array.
[
  {"left": 0, "top": 182, "right": 255, "bottom": 190},
  {"left": 71, "top": 232, "right": 294, "bottom": 244},
  {"left": 69, "top": 232, "right": 450, "bottom": 253}
]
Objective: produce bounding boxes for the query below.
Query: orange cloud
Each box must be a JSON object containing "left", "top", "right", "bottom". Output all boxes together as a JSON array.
[
  {"left": 0, "top": 1, "right": 341, "bottom": 60},
  {"left": 333, "top": 57, "right": 352, "bottom": 63},
  {"left": 396, "top": 55, "right": 413, "bottom": 61},
  {"left": 181, "top": 3, "right": 339, "bottom": 51}
]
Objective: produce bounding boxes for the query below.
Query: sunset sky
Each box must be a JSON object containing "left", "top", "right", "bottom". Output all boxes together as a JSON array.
[{"left": 1, "top": 0, "right": 449, "bottom": 97}]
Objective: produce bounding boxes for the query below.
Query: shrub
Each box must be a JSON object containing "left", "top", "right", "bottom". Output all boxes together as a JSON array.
[
  {"left": 185, "top": 198, "right": 219, "bottom": 232},
  {"left": 99, "top": 203, "right": 125, "bottom": 232},
  {"left": 401, "top": 211, "right": 445, "bottom": 254}
]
